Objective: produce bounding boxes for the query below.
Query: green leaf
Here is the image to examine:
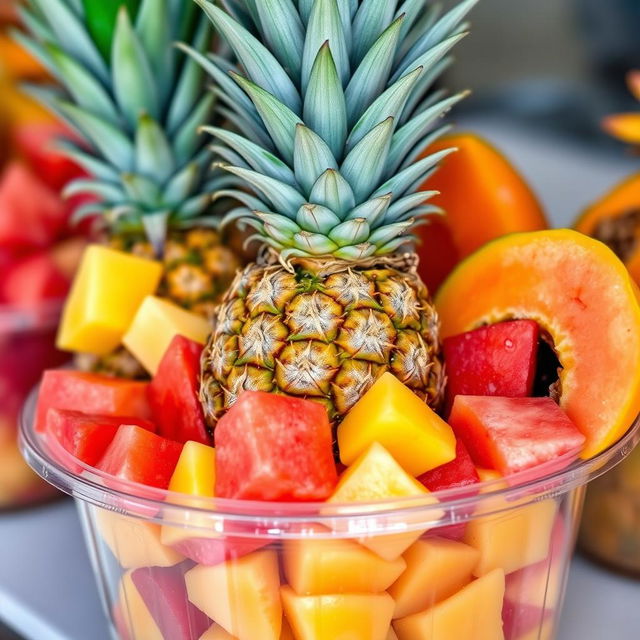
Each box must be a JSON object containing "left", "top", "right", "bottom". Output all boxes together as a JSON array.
[
  {"left": 334, "top": 243, "right": 377, "bottom": 259},
  {"left": 309, "top": 169, "right": 356, "bottom": 217},
  {"left": 216, "top": 104, "right": 275, "bottom": 152},
  {"left": 141, "top": 211, "right": 170, "bottom": 256},
  {"left": 328, "top": 217, "right": 371, "bottom": 246},
  {"left": 212, "top": 190, "right": 266, "bottom": 211},
  {"left": 122, "top": 173, "right": 162, "bottom": 207},
  {"left": 385, "top": 191, "right": 439, "bottom": 221},
  {"left": 63, "top": 178, "right": 125, "bottom": 202},
  {"left": 82, "top": 0, "right": 141, "bottom": 60},
  {"left": 162, "top": 162, "right": 200, "bottom": 204},
  {"left": 351, "top": 0, "right": 398, "bottom": 67},
  {"left": 256, "top": 211, "right": 302, "bottom": 240},
  {"left": 135, "top": 114, "right": 175, "bottom": 183},
  {"left": 293, "top": 231, "right": 340, "bottom": 255},
  {"left": 368, "top": 220, "right": 412, "bottom": 246},
  {"left": 395, "top": 0, "right": 434, "bottom": 52},
  {"left": 345, "top": 194, "right": 391, "bottom": 227},
  {"left": 172, "top": 92, "right": 214, "bottom": 165},
  {"left": 296, "top": 204, "right": 341, "bottom": 234},
  {"left": 53, "top": 140, "right": 120, "bottom": 182},
  {"left": 294, "top": 125, "right": 338, "bottom": 197}
]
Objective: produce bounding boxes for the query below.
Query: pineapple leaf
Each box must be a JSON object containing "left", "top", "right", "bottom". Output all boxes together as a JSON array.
[
  {"left": 368, "top": 220, "right": 412, "bottom": 246},
  {"left": 334, "top": 242, "right": 377, "bottom": 259},
  {"left": 221, "top": 0, "right": 259, "bottom": 30},
  {"left": 298, "top": 0, "right": 314, "bottom": 25},
  {"left": 328, "top": 217, "right": 371, "bottom": 246},
  {"left": 396, "top": 0, "right": 439, "bottom": 60},
  {"left": 212, "top": 190, "right": 267, "bottom": 211},
  {"left": 176, "top": 194, "right": 211, "bottom": 219},
  {"left": 397, "top": 123, "right": 454, "bottom": 171},
  {"left": 393, "top": 203, "right": 444, "bottom": 222},
  {"left": 293, "top": 125, "right": 339, "bottom": 197},
  {"left": 296, "top": 204, "right": 341, "bottom": 234},
  {"left": 70, "top": 202, "right": 107, "bottom": 225},
  {"left": 162, "top": 162, "right": 200, "bottom": 204},
  {"left": 309, "top": 169, "right": 356, "bottom": 216},
  {"left": 256, "top": 211, "right": 302, "bottom": 239},
  {"left": 122, "top": 173, "right": 162, "bottom": 207},
  {"left": 375, "top": 235, "right": 414, "bottom": 255},
  {"left": 344, "top": 194, "right": 392, "bottom": 227},
  {"left": 82, "top": 0, "right": 140, "bottom": 60},
  {"left": 141, "top": 211, "right": 170, "bottom": 255},
  {"left": 293, "top": 231, "right": 340, "bottom": 255},
  {"left": 211, "top": 145, "right": 251, "bottom": 168},
  {"left": 385, "top": 191, "right": 440, "bottom": 221},
  {"left": 216, "top": 104, "right": 275, "bottom": 152},
  {"left": 53, "top": 140, "right": 120, "bottom": 182},
  {"left": 63, "top": 178, "right": 125, "bottom": 202},
  {"left": 10, "top": 30, "right": 56, "bottom": 77},
  {"left": 395, "top": 0, "right": 430, "bottom": 42},
  {"left": 172, "top": 92, "right": 214, "bottom": 165},
  {"left": 351, "top": 0, "right": 398, "bottom": 67},
  {"left": 135, "top": 114, "right": 175, "bottom": 183},
  {"left": 400, "top": 58, "right": 453, "bottom": 125},
  {"left": 17, "top": 6, "right": 54, "bottom": 43}
]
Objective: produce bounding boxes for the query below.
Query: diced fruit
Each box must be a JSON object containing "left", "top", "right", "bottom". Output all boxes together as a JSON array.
[
  {"left": 281, "top": 587, "right": 394, "bottom": 640},
  {"left": 200, "top": 626, "right": 237, "bottom": 640},
  {"left": 449, "top": 396, "right": 585, "bottom": 476},
  {"left": 283, "top": 528, "right": 406, "bottom": 595},
  {"left": 117, "top": 571, "right": 163, "bottom": 640},
  {"left": 96, "top": 424, "right": 182, "bottom": 490},
  {"left": 418, "top": 440, "right": 480, "bottom": 493},
  {"left": 35, "top": 370, "right": 151, "bottom": 433},
  {"left": 123, "top": 296, "right": 210, "bottom": 375},
  {"left": 388, "top": 537, "right": 480, "bottom": 619},
  {"left": 328, "top": 443, "right": 439, "bottom": 560},
  {"left": 57, "top": 245, "right": 163, "bottom": 355},
  {"left": 394, "top": 568, "right": 506, "bottom": 640},
  {"left": 337, "top": 373, "right": 456, "bottom": 477},
  {"left": 436, "top": 229, "right": 640, "bottom": 458},
  {"left": 185, "top": 550, "right": 282, "bottom": 640},
  {"left": 96, "top": 510, "right": 184, "bottom": 569},
  {"left": 464, "top": 499, "right": 557, "bottom": 576},
  {"left": 442, "top": 320, "right": 540, "bottom": 412},
  {"left": 215, "top": 392, "right": 337, "bottom": 502},
  {"left": 387, "top": 629, "right": 399, "bottom": 640},
  {"left": 1, "top": 251, "right": 70, "bottom": 305},
  {"left": 148, "top": 335, "right": 210, "bottom": 445}
]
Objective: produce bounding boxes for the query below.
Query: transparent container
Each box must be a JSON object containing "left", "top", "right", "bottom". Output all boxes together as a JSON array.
[
  {"left": 20, "top": 392, "right": 640, "bottom": 640},
  {"left": 0, "top": 302, "right": 67, "bottom": 509}
]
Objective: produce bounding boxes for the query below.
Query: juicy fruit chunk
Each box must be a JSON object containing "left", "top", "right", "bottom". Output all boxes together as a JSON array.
[
  {"left": 449, "top": 396, "right": 585, "bottom": 476},
  {"left": 215, "top": 392, "right": 337, "bottom": 502},
  {"left": 338, "top": 373, "right": 457, "bottom": 476},
  {"left": 283, "top": 531, "right": 406, "bottom": 595},
  {"left": 96, "top": 424, "right": 183, "bottom": 491},
  {"left": 443, "top": 320, "right": 539, "bottom": 412},
  {"left": 35, "top": 370, "right": 151, "bottom": 433},
  {"left": 123, "top": 296, "right": 210, "bottom": 375},
  {"left": 394, "top": 568, "right": 506, "bottom": 640},
  {"left": 281, "top": 587, "right": 395, "bottom": 640},
  {"left": 149, "top": 335, "right": 210, "bottom": 445},
  {"left": 436, "top": 229, "right": 640, "bottom": 458},
  {"left": 185, "top": 550, "right": 282, "bottom": 640},
  {"left": 57, "top": 245, "right": 163, "bottom": 355},
  {"left": 117, "top": 571, "right": 163, "bottom": 640},
  {"left": 418, "top": 440, "right": 480, "bottom": 493},
  {"left": 388, "top": 537, "right": 480, "bottom": 619}
]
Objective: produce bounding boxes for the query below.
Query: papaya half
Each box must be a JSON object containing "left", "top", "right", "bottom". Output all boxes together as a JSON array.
[{"left": 436, "top": 229, "right": 640, "bottom": 460}]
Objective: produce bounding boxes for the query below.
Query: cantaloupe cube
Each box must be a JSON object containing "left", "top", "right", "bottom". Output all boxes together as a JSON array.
[
  {"left": 281, "top": 618, "right": 295, "bottom": 640},
  {"left": 328, "top": 442, "right": 441, "bottom": 560},
  {"left": 57, "top": 245, "right": 163, "bottom": 355},
  {"left": 281, "top": 586, "right": 394, "bottom": 640},
  {"left": 514, "top": 619, "right": 554, "bottom": 640},
  {"left": 123, "top": 296, "right": 210, "bottom": 374},
  {"left": 387, "top": 628, "right": 399, "bottom": 640},
  {"left": 185, "top": 550, "right": 282, "bottom": 640},
  {"left": 117, "top": 571, "right": 163, "bottom": 640},
  {"left": 283, "top": 530, "right": 406, "bottom": 595},
  {"left": 388, "top": 537, "right": 480, "bottom": 619},
  {"left": 464, "top": 499, "right": 557, "bottom": 575},
  {"left": 199, "top": 625, "right": 237, "bottom": 640},
  {"left": 96, "top": 510, "right": 183, "bottom": 569},
  {"left": 338, "top": 373, "right": 456, "bottom": 476},
  {"left": 394, "top": 568, "right": 506, "bottom": 640}
]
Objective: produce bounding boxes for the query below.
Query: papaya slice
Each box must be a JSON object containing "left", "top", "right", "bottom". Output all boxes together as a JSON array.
[
  {"left": 435, "top": 229, "right": 640, "bottom": 459},
  {"left": 417, "top": 133, "right": 548, "bottom": 292}
]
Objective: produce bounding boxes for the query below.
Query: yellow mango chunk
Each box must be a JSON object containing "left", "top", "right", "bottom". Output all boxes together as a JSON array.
[
  {"left": 338, "top": 373, "right": 456, "bottom": 476},
  {"left": 186, "top": 550, "right": 282, "bottom": 640},
  {"left": 96, "top": 510, "right": 183, "bottom": 570},
  {"left": 328, "top": 442, "right": 440, "bottom": 560},
  {"left": 465, "top": 499, "right": 557, "bottom": 576},
  {"left": 389, "top": 537, "right": 480, "bottom": 619},
  {"left": 200, "top": 625, "right": 237, "bottom": 639},
  {"left": 58, "top": 245, "right": 162, "bottom": 355},
  {"left": 394, "top": 568, "right": 506, "bottom": 640},
  {"left": 123, "top": 295, "right": 210, "bottom": 374},
  {"left": 283, "top": 529, "right": 406, "bottom": 595},
  {"left": 281, "top": 586, "right": 394, "bottom": 640},
  {"left": 118, "top": 571, "right": 163, "bottom": 640}
]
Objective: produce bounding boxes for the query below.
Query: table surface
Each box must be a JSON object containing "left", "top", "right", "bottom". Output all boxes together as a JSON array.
[{"left": 2, "top": 116, "right": 640, "bottom": 640}]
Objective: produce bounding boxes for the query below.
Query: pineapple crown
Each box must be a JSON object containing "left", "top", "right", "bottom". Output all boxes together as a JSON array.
[
  {"left": 189, "top": 0, "right": 477, "bottom": 261},
  {"left": 15, "top": 0, "right": 221, "bottom": 254}
]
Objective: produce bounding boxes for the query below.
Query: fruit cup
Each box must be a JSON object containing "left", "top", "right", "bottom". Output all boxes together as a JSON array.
[{"left": 20, "top": 391, "right": 640, "bottom": 640}]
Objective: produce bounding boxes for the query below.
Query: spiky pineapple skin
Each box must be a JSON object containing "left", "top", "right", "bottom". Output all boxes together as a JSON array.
[{"left": 200, "top": 252, "right": 444, "bottom": 431}]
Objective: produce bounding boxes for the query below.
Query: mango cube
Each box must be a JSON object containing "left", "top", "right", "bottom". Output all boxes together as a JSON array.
[
  {"left": 57, "top": 245, "right": 163, "bottom": 355},
  {"left": 200, "top": 625, "right": 237, "bottom": 640},
  {"left": 389, "top": 537, "right": 480, "bottom": 619},
  {"left": 117, "top": 571, "right": 163, "bottom": 640},
  {"left": 281, "top": 586, "right": 394, "bottom": 640},
  {"left": 465, "top": 499, "right": 557, "bottom": 576},
  {"left": 338, "top": 373, "right": 456, "bottom": 476},
  {"left": 185, "top": 550, "right": 282, "bottom": 640},
  {"left": 123, "top": 295, "right": 210, "bottom": 375},
  {"left": 283, "top": 530, "right": 406, "bottom": 595},
  {"left": 394, "top": 568, "right": 506, "bottom": 640}
]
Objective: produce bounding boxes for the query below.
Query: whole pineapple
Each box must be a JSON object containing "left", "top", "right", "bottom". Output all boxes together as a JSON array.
[{"left": 194, "top": 0, "right": 476, "bottom": 429}]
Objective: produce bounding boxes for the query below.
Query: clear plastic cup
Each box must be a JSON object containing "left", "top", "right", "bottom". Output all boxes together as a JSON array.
[
  {"left": 0, "top": 302, "right": 68, "bottom": 509},
  {"left": 20, "top": 391, "right": 640, "bottom": 640}
]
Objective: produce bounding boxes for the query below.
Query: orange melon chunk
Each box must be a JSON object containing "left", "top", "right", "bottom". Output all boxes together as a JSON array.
[
  {"left": 388, "top": 537, "right": 479, "bottom": 619},
  {"left": 281, "top": 587, "right": 394, "bottom": 640},
  {"left": 117, "top": 571, "right": 163, "bottom": 640},
  {"left": 387, "top": 628, "right": 399, "bottom": 640},
  {"left": 394, "top": 568, "right": 506, "bottom": 640},
  {"left": 436, "top": 229, "right": 640, "bottom": 458},
  {"left": 185, "top": 550, "right": 282, "bottom": 640},
  {"left": 200, "top": 625, "right": 237, "bottom": 639}
]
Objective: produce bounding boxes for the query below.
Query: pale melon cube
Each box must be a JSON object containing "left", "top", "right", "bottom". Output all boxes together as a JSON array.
[
  {"left": 514, "top": 619, "right": 554, "bottom": 640},
  {"left": 57, "top": 245, "right": 163, "bottom": 355},
  {"left": 389, "top": 537, "right": 480, "bottom": 619},
  {"left": 394, "top": 568, "right": 506, "bottom": 640},
  {"left": 123, "top": 295, "right": 210, "bottom": 374},
  {"left": 186, "top": 550, "right": 282, "bottom": 640},
  {"left": 117, "top": 571, "right": 163, "bottom": 640},
  {"left": 465, "top": 499, "right": 557, "bottom": 575},
  {"left": 96, "top": 510, "right": 183, "bottom": 569},
  {"left": 281, "top": 586, "right": 394, "bottom": 640},
  {"left": 200, "top": 625, "right": 237, "bottom": 639}
]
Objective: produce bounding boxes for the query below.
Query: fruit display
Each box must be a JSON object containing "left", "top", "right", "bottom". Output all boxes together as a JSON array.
[{"left": 14, "top": 0, "right": 640, "bottom": 639}]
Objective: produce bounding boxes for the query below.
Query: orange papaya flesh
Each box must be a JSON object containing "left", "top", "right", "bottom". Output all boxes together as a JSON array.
[{"left": 436, "top": 229, "right": 640, "bottom": 459}]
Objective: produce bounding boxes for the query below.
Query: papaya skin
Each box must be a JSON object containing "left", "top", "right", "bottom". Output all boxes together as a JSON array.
[{"left": 436, "top": 229, "right": 640, "bottom": 460}]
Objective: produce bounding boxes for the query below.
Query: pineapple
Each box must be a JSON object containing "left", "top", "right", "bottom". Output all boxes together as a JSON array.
[{"left": 193, "top": 0, "right": 476, "bottom": 429}]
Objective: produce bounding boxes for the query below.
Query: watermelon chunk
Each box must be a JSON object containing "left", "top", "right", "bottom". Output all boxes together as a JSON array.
[
  {"left": 443, "top": 320, "right": 539, "bottom": 413},
  {"left": 215, "top": 392, "right": 338, "bottom": 502},
  {"left": 148, "top": 335, "right": 210, "bottom": 445},
  {"left": 449, "top": 396, "right": 586, "bottom": 477},
  {"left": 35, "top": 370, "right": 151, "bottom": 433}
]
